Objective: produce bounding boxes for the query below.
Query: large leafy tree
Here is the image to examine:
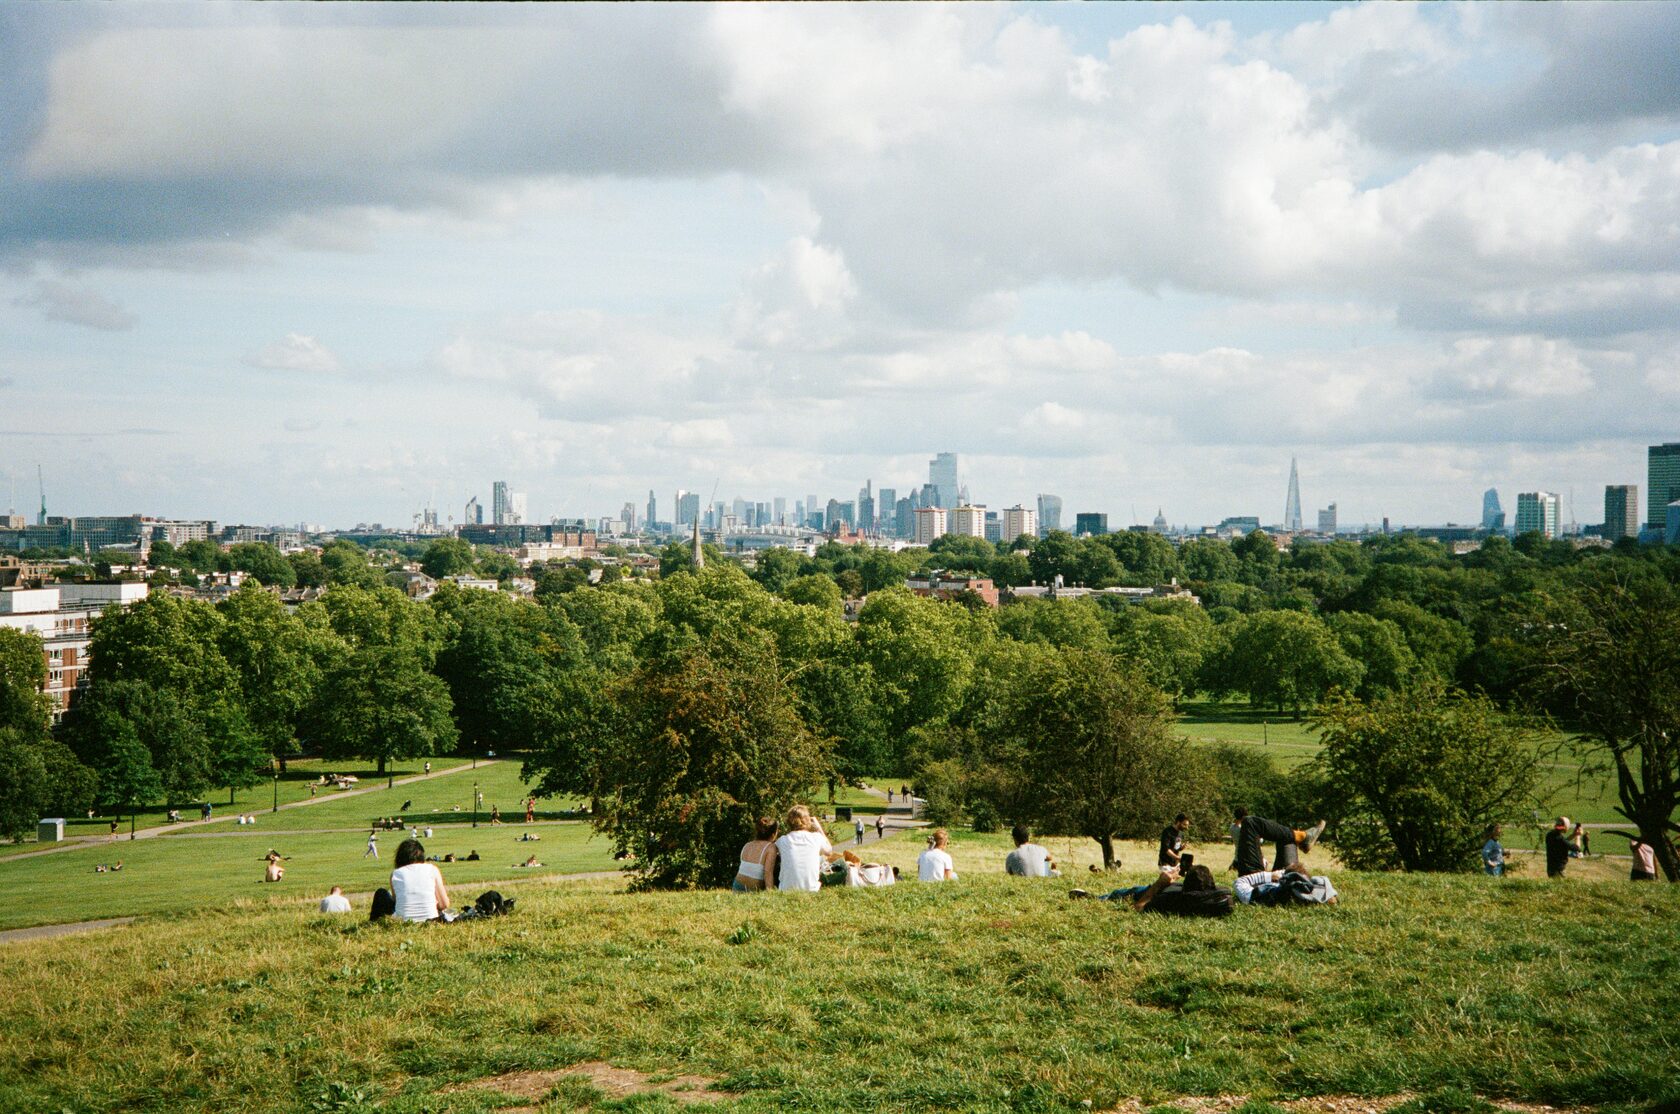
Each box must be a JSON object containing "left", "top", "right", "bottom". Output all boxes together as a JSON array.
[
  {"left": 588, "top": 631, "right": 830, "bottom": 889},
  {"left": 1311, "top": 682, "right": 1542, "bottom": 872},
  {"left": 227, "top": 542, "right": 296, "bottom": 587},
  {"left": 216, "top": 582, "right": 324, "bottom": 769},
  {"left": 1203, "top": 609, "right": 1363, "bottom": 712},
  {"left": 420, "top": 537, "right": 477, "bottom": 579},
  {"left": 1527, "top": 573, "right": 1680, "bottom": 880},
  {"left": 1109, "top": 602, "right": 1217, "bottom": 708},
  {"left": 854, "top": 588, "right": 982, "bottom": 766},
  {"left": 0, "top": 629, "right": 95, "bottom": 838}
]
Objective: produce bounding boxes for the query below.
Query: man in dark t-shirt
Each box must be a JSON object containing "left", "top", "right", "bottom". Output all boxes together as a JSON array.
[
  {"left": 1545, "top": 817, "right": 1571, "bottom": 878},
  {"left": 1158, "top": 814, "right": 1190, "bottom": 871}
]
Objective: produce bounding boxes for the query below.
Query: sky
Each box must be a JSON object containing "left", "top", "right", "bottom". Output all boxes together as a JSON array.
[{"left": 2, "top": 2, "right": 1678, "bottom": 531}]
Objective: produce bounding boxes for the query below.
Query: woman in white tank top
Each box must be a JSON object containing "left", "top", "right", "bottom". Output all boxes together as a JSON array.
[{"left": 390, "top": 838, "right": 450, "bottom": 922}]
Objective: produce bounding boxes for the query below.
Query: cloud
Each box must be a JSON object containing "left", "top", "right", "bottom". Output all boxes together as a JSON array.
[
  {"left": 245, "top": 333, "right": 340, "bottom": 373},
  {"left": 13, "top": 278, "right": 134, "bottom": 329}
]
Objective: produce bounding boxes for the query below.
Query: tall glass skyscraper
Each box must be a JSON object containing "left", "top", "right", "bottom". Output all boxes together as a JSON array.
[
  {"left": 1036, "top": 493, "right": 1062, "bottom": 535},
  {"left": 1481, "top": 488, "right": 1504, "bottom": 531},
  {"left": 1604, "top": 485, "right": 1638, "bottom": 540},
  {"left": 929, "top": 452, "right": 959, "bottom": 508},
  {"left": 1648, "top": 443, "right": 1680, "bottom": 532},
  {"left": 1283, "top": 457, "right": 1303, "bottom": 532}
]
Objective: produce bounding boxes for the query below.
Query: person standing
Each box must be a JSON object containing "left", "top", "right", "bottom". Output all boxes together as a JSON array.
[
  {"left": 1630, "top": 837, "right": 1658, "bottom": 881},
  {"left": 524, "top": 797, "right": 535, "bottom": 824},
  {"left": 918, "top": 829, "right": 957, "bottom": 882},
  {"left": 1545, "top": 817, "right": 1571, "bottom": 878},
  {"left": 1482, "top": 824, "right": 1505, "bottom": 877},
  {"left": 423, "top": 761, "right": 431, "bottom": 775},
  {"left": 364, "top": 827, "right": 379, "bottom": 859},
  {"left": 1158, "top": 814, "right": 1190, "bottom": 874},
  {"left": 854, "top": 817, "right": 865, "bottom": 845},
  {"left": 875, "top": 815, "right": 886, "bottom": 841}
]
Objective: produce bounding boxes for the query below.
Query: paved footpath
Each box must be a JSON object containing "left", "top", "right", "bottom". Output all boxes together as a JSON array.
[{"left": 2, "top": 760, "right": 504, "bottom": 863}]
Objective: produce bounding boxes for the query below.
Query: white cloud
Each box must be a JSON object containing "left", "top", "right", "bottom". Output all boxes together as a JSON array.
[
  {"left": 245, "top": 334, "right": 340, "bottom": 373},
  {"left": 14, "top": 279, "right": 135, "bottom": 330}
]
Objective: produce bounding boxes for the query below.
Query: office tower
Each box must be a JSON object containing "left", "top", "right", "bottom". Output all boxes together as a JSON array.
[
  {"left": 794, "top": 499, "right": 804, "bottom": 526},
  {"left": 876, "top": 488, "right": 896, "bottom": 533},
  {"left": 948, "top": 504, "right": 986, "bottom": 538},
  {"left": 492, "top": 481, "right": 511, "bottom": 525},
  {"left": 1649, "top": 443, "right": 1680, "bottom": 532},
  {"left": 1074, "top": 512, "right": 1108, "bottom": 537},
  {"left": 1284, "top": 457, "right": 1303, "bottom": 532},
  {"left": 1604, "top": 485, "right": 1639, "bottom": 541},
  {"left": 805, "top": 494, "right": 818, "bottom": 523},
  {"left": 928, "top": 452, "right": 959, "bottom": 508},
  {"left": 755, "top": 502, "right": 768, "bottom": 528},
  {"left": 857, "top": 481, "right": 874, "bottom": 532},
  {"left": 1317, "top": 503, "right": 1337, "bottom": 535},
  {"left": 913, "top": 506, "right": 947, "bottom": 544},
  {"left": 773, "top": 497, "right": 786, "bottom": 526},
  {"left": 464, "top": 496, "right": 483, "bottom": 526},
  {"left": 1515, "top": 492, "right": 1560, "bottom": 539},
  {"left": 1481, "top": 488, "right": 1505, "bottom": 531},
  {"left": 1669, "top": 502, "right": 1680, "bottom": 546},
  {"left": 646, "top": 490, "right": 657, "bottom": 530},
  {"left": 509, "top": 493, "right": 528, "bottom": 525},
  {"left": 676, "top": 491, "right": 701, "bottom": 526},
  {"left": 984, "top": 512, "right": 1002, "bottom": 543},
  {"left": 1036, "top": 494, "right": 1063, "bottom": 535},
  {"left": 895, "top": 496, "right": 914, "bottom": 538},
  {"left": 621, "top": 502, "right": 637, "bottom": 532},
  {"left": 1001, "top": 506, "right": 1037, "bottom": 544}
]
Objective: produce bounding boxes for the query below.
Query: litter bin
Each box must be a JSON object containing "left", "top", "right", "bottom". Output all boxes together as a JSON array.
[
  {"left": 37, "top": 818, "right": 65, "bottom": 843},
  {"left": 835, "top": 806, "right": 853, "bottom": 822}
]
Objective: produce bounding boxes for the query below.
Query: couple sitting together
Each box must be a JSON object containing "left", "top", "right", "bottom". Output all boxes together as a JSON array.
[{"left": 734, "top": 806, "right": 897, "bottom": 892}]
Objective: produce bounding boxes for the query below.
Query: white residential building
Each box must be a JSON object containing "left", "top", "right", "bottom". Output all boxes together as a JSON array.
[
  {"left": 1000, "top": 506, "right": 1038, "bottom": 544},
  {"left": 913, "top": 506, "right": 948, "bottom": 545},
  {"left": 947, "top": 504, "right": 986, "bottom": 538}
]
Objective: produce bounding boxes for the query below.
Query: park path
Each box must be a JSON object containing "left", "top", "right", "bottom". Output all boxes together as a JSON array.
[
  {"left": 2, "top": 760, "right": 504, "bottom": 863},
  {"left": 840, "top": 782, "right": 925, "bottom": 851}
]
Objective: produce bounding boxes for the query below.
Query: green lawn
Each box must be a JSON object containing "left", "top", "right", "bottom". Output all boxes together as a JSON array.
[
  {"left": 1, "top": 870, "right": 1672, "bottom": 1113},
  {"left": 0, "top": 821, "right": 621, "bottom": 931}
]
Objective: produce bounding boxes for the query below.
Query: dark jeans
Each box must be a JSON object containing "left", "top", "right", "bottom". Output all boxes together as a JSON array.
[{"left": 1236, "top": 816, "right": 1298, "bottom": 875}]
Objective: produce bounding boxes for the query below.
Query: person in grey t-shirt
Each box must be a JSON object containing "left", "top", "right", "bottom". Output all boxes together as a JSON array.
[{"left": 1005, "top": 825, "right": 1058, "bottom": 877}]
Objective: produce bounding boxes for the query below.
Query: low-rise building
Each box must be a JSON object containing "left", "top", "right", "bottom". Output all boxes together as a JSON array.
[
  {"left": 905, "top": 572, "right": 999, "bottom": 607},
  {"left": 0, "top": 582, "right": 148, "bottom": 719}
]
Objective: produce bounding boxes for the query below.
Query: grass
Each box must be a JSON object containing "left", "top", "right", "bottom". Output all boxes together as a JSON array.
[
  {"left": 0, "top": 821, "right": 622, "bottom": 931},
  {"left": 0, "top": 869, "right": 1674, "bottom": 1113}
]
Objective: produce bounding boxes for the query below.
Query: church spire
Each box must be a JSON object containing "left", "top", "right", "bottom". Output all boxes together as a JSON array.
[{"left": 692, "top": 515, "right": 704, "bottom": 570}]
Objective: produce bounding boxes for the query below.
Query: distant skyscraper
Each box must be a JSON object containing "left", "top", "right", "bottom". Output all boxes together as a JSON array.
[
  {"left": 492, "top": 481, "right": 511, "bottom": 525},
  {"left": 646, "top": 490, "right": 657, "bottom": 530},
  {"left": 1074, "top": 512, "right": 1108, "bottom": 537},
  {"left": 676, "top": 491, "right": 701, "bottom": 526},
  {"left": 857, "top": 481, "right": 874, "bottom": 532},
  {"left": 1604, "top": 485, "right": 1638, "bottom": 541},
  {"left": 877, "top": 488, "right": 896, "bottom": 534},
  {"left": 895, "top": 496, "right": 914, "bottom": 538},
  {"left": 929, "top": 452, "right": 959, "bottom": 509},
  {"left": 913, "top": 506, "right": 947, "bottom": 545},
  {"left": 621, "top": 502, "right": 637, "bottom": 532},
  {"left": 1036, "top": 494, "right": 1062, "bottom": 535},
  {"left": 1515, "top": 491, "right": 1560, "bottom": 539},
  {"left": 773, "top": 496, "right": 786, "bottom": 526},
  {"left": 1317, "top": 503, "right": 1337, "bottom": 535},
  {"left": 464, "top": 496, "right": 483, "bottom": 526},
  {"left": 1284, "top": 457, "right": 1303, "bottom": 532},
  {"left": 1648, "top": 443, "right": 1680, "bottom": 532},
  {"left": 1001, "top": 505, "right": 1038, "bottom": 544},
  {"left": 1481, "top": 488, "right": 1505, "bottom": 532}
]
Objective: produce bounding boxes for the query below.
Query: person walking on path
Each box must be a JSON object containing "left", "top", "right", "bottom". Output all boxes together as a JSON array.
[
  {"left": 887, "top": 789, "right": 893, "bottom": 805},
  {"left": 855, "top": 818, "right": 865, "bottom": 845},
  {"left": 524, "top": 797, "right": 535, "bottom": 824},
  {"left": 424, "top": 761, "right": 431, "bottom": 775},
  {"left": 364, "top": 828, "right": 379, "bottom": 859},
  {"left": 1482, "top": 824, "right": 1505, "bottom": 877},
  {"left": 875, "top": 815, "right": 885, "bottom": 841},
  {"left": 1545, "top": 817, "right": 1571, "bottom": 878}
]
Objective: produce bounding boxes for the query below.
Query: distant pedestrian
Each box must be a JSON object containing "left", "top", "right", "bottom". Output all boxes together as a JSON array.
[
  {"left": 887, "top": 789, "right": 893, "bottom": 804},
  {"left": 490, "top": 805, "right": 502, "bottom": 826},
  {"left": 201, "top": 802, "right": 212, "bottom": 821},
  {"left": 1571, "top": 823, "right": 1590, "bottom": 858},
  {"left": 875, "top": 816, "right": 885, "bottom": 841},
  {"left": 424, "top": 761, "right": 432, "bottom": 775},
  {"left": 1630, "top": 837, "right": 1657, "bottom": 881},
  {"left": 525, "top": 797, "right": 535, "bottom": 824},
  {"left": 1482, "top": 824, "right": 1505, "bottom": 877},
  {"left": 308, "top": 784, "right": 316, "bottom": 799},
  {"left": 1545, "top": 817, "right": 1571, "bottom": 878},
  {"left": 109, "top": 819, "right": 119, "bottom": 841},
  {"left": 364, "top": 830, "right": 379, "bottom": 859},
  {"left": 855, "top": 818, "right": 865, "bottom": 845}
]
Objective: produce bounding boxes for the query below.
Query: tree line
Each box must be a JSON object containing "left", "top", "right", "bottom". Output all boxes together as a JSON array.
[{"left": 0, "top": 530, "right": 1675, "bottom": 883}]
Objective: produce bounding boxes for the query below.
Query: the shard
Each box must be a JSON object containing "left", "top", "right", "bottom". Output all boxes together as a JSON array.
[{"left": 1284, "top": 457, "right": 1303, "bottom": 532}]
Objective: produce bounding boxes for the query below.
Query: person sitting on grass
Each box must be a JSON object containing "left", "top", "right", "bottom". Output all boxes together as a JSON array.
[
  {"left": 1069, "top": 864, "right": 1234, "bottom": 917},
  {"left": 918, "top": 829, "right": 958, "bottom": 882},
  {"left": 734, "top": 816, "right": 779, "bottom": 892},
  {"left": 1231, "top": 807, "right": 1326, "bottom": 874},
  {"left": 263, "top": 850, "right": 285, "bottom": 883},
  {"left": 774, "top": 805, "right": 844, "bottom": 892},
  {"left": 1233, "top": 865, "right": 1338, "bottom": 906},
  {"left": 318, "top": 885, "right": 352, "bottom": 913},
  {"left": 372, "top": 838, "right": 450, "bottom": 923},
  {"left": 1005, "top": 825, "right": 1057, "bottom": 878},
  {"left": 517, "top": 855, "right": 542, "bottom": 868}
]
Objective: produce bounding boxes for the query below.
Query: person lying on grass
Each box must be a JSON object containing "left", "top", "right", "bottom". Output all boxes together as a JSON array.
[
  {"left": 1068, "top": 864, "right": 1234, "bottom": 917},
  {"left": 1230, "top": 807, "right": 1327, "bottom": 874},
  {"left": 1233, "top": 865, "right": 1338, "bottom": 906}
]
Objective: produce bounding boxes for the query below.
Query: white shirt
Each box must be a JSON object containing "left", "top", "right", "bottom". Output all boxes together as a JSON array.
[
  {"left": 319, "top": 893, "right": 352, "bottom": 913},
  {"left": 391, "top": 862, "right": 444, "bottom": 922},
  {"left": 918, "top": 847, "right": 956, "bottom": 882},
  {"left": 1234, "top": 870, "right": 1281, "bottom": 905},
  {"left": 774, "top": 829, "right": 832, "bottom": 892}
]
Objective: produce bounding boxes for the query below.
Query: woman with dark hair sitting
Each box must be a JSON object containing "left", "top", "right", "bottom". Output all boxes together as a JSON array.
[{"left": 374, "top": 838, "right": 450, "bottom": 923}]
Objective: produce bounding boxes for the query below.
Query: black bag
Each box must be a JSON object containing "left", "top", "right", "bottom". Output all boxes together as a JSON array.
[
  {"left": 1143, "top": 884, "right": 1234, "bottom": 918},
  {"left": 370, "top": 887, "right": 396, "bottom": 922},
  {"left": 473, "top": 890, "right": 514, "bottom": 917}
]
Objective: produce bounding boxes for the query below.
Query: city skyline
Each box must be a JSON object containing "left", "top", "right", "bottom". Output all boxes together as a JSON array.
[{"left": 3, "top": 4, "right": 1678, "bottom": 526}]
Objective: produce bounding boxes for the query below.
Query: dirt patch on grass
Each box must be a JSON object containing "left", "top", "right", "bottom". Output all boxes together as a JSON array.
[
  {"left": 1105, "top": 1096, "right": 1585, "bottom": 1114},
  {"left": 445, "top": 1060, "right": 739, "bottom": 1107}
]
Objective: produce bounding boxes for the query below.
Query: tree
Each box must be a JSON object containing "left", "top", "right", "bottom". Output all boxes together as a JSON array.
[
  {"left": 319, "top": 540, "right": 385, "bottom": 588},
  {"left": 227, "top": 542, "right": 296, "bottom": 587},
  {"left": 288, "top": 550, "right": 327, "bottom": 589},
  {"left": 995, "top": 597, "right": 1109, "bottom": 650},
  {"left": 783, "top": 574, "right": 842, "bottom": 613},
  {"left": 749, "top": 547, "right": 804, "bottom": 595},
  {"left": 997, "top": 648, "right": 1185, "bottom": 870},
  {"left": 854, "top": 588, "right": 980, "bottom": 764},
  {"left": 1026, "top": 530, "right": 1078, "bottom": 586},
  {"left": 0, "top": 629, "right": 96, "bottom": 838},
  {"left": 420, "top": 537, "right": 477, "bottom": 579},
  {"left": 1325, "top": 611, "right": 1416, "bottom": 698},
  {"left": 1202, "top": 610, "right": 1363, "bottom": 712},
  {"left": 927, "top": 534, "right": 995, "bottom": 573},
  {"left": 177, "top": 538, "right": 227, "bottom": 573},
  {"left": 1527, "top": 574, "right": 1680, "bottom": 880},
  {"left": 216, "top": 582, "right": 323, "bottom": 769},
  {"left": 1098, "top": 531, "right": 1180, "bottom": 586},
  {"left": 1311, "top": 682, "right": 1542, "bottom": 872},
  {"left": 588, "top": 633, "right": 830, "bottom": 889},
  {"left": 1110, "top": 604, "right": 1216, "bottom": 708},
  {"left": 1179, "top": 538, "right": 1238, "bottom": 583}
]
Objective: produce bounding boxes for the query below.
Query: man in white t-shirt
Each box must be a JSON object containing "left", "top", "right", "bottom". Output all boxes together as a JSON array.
[
  {"left": 318, "top": 885, "right": 352, "bottom": 913},
  {"left": 774, "top": 805, "right": 841, "bottom": 892},
  {"left": 918, "top": 829, "right": 957, "bottom": 882}
]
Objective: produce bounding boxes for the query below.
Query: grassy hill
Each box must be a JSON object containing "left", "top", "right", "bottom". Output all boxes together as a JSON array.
[{"left": 1, "top": 852, "right": 1673, "bottom": 1114}]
